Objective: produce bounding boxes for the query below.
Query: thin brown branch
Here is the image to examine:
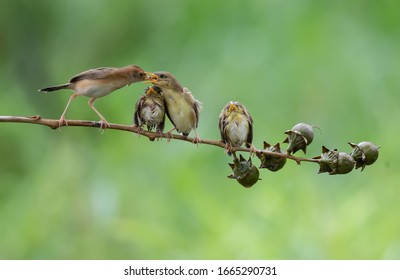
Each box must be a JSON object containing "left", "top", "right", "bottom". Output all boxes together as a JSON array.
[{"left": 0, "top": 115, "right": 320, "bottom": 164}]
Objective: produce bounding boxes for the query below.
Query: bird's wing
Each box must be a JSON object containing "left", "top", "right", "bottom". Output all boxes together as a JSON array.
[
  {"left": 133, "top": 95, "right": 145, "bottom": 126},
  {"left": 159, "top": 110, "right": 166, "bottom": 133},
  {"left": 183, "top": 87, "right": 202, "bottom": 128},
  {"left": 218, "top": 112, "right": 227, "bottom": 143},
  {"left": 246, "top": 111, "right": 254, "bottom": 147},
  {"left": 69, "top": 67, "right": 115, "bottom": 82},
  {"left": 193, "top": 100, "right": 202, "bottom": 128}
]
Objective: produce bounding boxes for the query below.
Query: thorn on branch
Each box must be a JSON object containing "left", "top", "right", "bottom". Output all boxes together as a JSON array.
[{"left": 30, "top": 115, "right": 41, "bottom": 121}]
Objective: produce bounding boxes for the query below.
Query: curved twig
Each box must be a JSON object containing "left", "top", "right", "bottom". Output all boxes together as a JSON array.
[{"left": 0, "top": 115, "right": 320, "bottom": 164}]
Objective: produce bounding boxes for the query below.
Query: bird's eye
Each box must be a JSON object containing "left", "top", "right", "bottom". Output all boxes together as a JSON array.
[
  {"left": 138, "top": 72, "right": 145, "bottom": 77},
  {"left": 159, "top": 73, "right": 167, "bottom": 79}
]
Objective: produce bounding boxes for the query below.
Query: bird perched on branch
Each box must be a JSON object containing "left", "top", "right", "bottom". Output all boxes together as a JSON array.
[
  {"left": 219, "top": 101, "right": 255, "bottom": 155},
  {"left": 148, "top": 71, "right": 202, "bottom": 143},
  {"left": 133, "top": 86, "right": 165, "bottom": 136},
  {"left": 39, "top": 65, "right": 154, "bottom": 128}
]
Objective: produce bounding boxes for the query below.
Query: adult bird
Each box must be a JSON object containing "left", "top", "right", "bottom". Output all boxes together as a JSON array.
[
  {"left": 149, "top": 71, "right": 202, "bottom": 143},
  {"left": 133, "top": 86, "right": 165, "bottom": 136},
  {"left": 39, "top": 65, "right": 153, "bottom": 128},
  {"left": 219, "top": 101, "right": 256, "bottom": 155}
]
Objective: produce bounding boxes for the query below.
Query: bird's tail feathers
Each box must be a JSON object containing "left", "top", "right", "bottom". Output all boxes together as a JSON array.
[
  {"left": 195, "top": 99, "right": 203, "bottom": 111},
  {"left": 38, "top": 83, "right": 70, "bottom": 92}
]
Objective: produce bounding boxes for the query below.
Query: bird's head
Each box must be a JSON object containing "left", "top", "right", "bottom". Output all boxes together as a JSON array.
[
  {"left": 226, "top": 101, "right": 245, "bottom": 114},
  {"left": 126, "top": 65, "right": 149, "bottom": 82},
  {"left": 149, "top": 71, "right": 183, "bottom": 91},
  {"left": 124, "top": 65, "right": 158, "bottom": 83}
]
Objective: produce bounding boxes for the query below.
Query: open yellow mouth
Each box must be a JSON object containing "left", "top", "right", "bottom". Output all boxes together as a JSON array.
[
  {"left": 144, "top": 72, "right": 158, "bottom": 84},
  {"left": 146, "top": 86, "right": 157, "bottom": 95},
  {"left": 228, "top": 103, "right": 238, "bottom": 112}
]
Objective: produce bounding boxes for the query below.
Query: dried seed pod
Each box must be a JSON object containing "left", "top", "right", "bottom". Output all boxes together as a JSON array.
[
  {"left": 314, "top": 146, "right": 355, "bottom": 175},
  {"left": 335, "top": 152, "right": 356, "bottom": 175},
  {"left": 349, "top": 141, "right": 380, "bottom": 171},
  {"left": 228, "top": 154, "right": 260, "bottom": 188},
  {"left": 314, "top": 146, "right": 338, "bottom": 174},
  {"left": 283, "top": 123, "right": 315, "bottom": 154},
  {"left": 257, "top": 141, "right": 287, "bottom": 172},
  {"left": 292, "top": 123, "right": 315, "bottom": 145}
]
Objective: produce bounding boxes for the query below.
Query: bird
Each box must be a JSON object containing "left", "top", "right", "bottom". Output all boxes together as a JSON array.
[
  {"left": 218, "top": 101, "right": 255, "bottom": 155},
  {"left": 148, "top": 71, "right": 202, "bottom": 143},
  {"left": 133, "top": 86, "right": 165, "bottom": 136},
  {"left": 39, "top": 65, "right": 154, "bottom": 128}
]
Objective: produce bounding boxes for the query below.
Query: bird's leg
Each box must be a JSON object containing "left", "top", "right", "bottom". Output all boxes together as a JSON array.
[
  {"left": 224, "top": 142, "right": 233, "bottom": 155},
  {"left": 132, "top": 124, "right": 144, "bottom": 136},
  {"left": 192, "top": 129, "right": 201, "bottom": 146},
  {"left": 137, "top": 126, "right": 144, "bottom": 135},
  {"left": 156, "top": 128, "right": 164, "bottom": 140},
  {"left": 88, "top": 98, "right": 110, "bottom": 129},
  {"left": 165, "top": 127, "right": 176, "bottom": 142},
  {"left": 248, "top": 143, "right": 258, "bottom": 156},
  {"left": 59, "top": 93, "right": 80, "bottom": 127}
]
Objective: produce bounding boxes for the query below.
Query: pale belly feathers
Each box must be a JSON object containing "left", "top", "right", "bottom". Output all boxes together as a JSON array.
[
  {"left": 226, "top": 118, "right": 249, "bottom": 147},
  {"left": 74, "top": 79, "right": 128, "bottom": 98},
  {"left": 164, "top": 89, "right": 195, "bottom": 134},
  {"left": 141, "top": 106, "right": 164, "bottom": 126}
]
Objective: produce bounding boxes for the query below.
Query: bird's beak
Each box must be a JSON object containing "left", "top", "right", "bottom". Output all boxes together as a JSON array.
[
  {"left": 228, "top": 103, "right": 238, "bottom": 112},
  {"left": 146, "top": 86, "right": 157, "bottom": 95},
  {"left": 144, "top": 72, "right": 158, "bottom": 83}
]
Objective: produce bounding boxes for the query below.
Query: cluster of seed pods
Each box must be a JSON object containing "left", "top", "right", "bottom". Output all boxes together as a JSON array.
[{"left": 228, "top": 123, "right": 379, "bottom": 188}]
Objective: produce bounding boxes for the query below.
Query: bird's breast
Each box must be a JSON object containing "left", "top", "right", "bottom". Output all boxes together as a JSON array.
[
  {"left": 225, "top": 116, "right": 249, "bottom": 147},
  {"left": 141, "top": 105, "right": 164, "bottom": 125},
  {"left": 163, "top": 89, "right": 196, "bottom": 133}
]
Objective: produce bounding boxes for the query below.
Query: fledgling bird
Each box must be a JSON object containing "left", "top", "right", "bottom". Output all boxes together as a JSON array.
[
  {"left": 39, "top": 65, "right": 153, "bottom": 128},
  {"left": 219, "top": 101, "right": 255, "bottom": 155},
  {"left": 133, "top": 86, "right": 165, "bottom": 136},
  {"left": 149, "top": 71, "right": 202, "bottom": 143}
]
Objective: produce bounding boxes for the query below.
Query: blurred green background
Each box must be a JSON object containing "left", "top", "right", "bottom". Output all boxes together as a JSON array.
[{"left": 1, "top": 0, "right": 399, "bottom": 259}]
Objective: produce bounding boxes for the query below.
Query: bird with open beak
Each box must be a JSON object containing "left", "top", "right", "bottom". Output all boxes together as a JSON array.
[
  {"left": 219, "top": 101, "right": 256, "bottom": 155},
  {"left": 148, "top": 71, "right": 202, "bottom": 143},
  {"left": 39, "top": 65, "right": 154, "bottom": 128},
  {"left": 133, "top": 86, "right": 165, "bottom": 136}
]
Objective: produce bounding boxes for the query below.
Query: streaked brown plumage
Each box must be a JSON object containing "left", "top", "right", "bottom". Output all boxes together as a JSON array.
[
  {"left": 149, "top": 71, "right": 202, "bottom": 142},
  {"left": 133, "top": 86, "right": 165, "bottom": 135},
  {"left": 219, "top": 101, "right": 254, "bottom": 155},
  {"left": 39, "top": 65, "right": 153, "bottom": 128}
]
